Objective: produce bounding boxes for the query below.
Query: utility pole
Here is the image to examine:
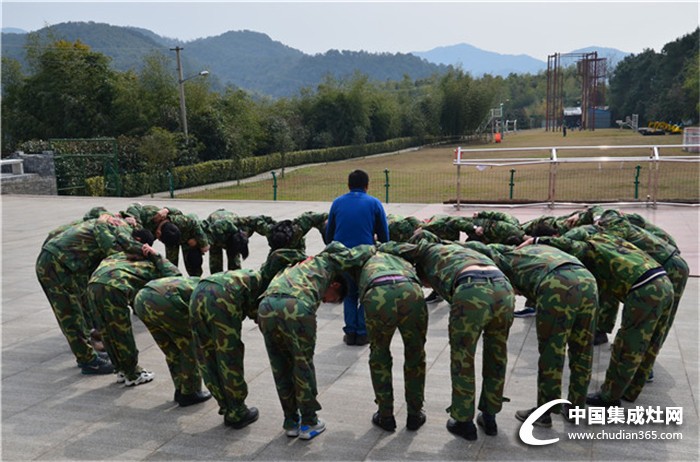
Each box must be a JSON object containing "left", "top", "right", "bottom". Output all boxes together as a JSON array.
[{"left": 170, "top": 46, "right": 188, "bottom": 138}]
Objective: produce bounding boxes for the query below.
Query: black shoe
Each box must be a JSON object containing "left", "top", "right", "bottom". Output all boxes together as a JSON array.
[
  {"left": 585, "top": 392, "right": 621, "bottom": 407},
  {"left": 343, "top": 333, "right": 356, "bottom": 346},
  {"left": 476, "top": 412, "right": 497, "bottom": 435},
  {"left": 593, "top": 331, "right": 608, "bottom": 346},
  {"left": 372, "top": 412, "right": 397, "bottom": 432},
  {"left": 515, "top": 407, "right": 552, "bottom": 428},
  {"left": 560, "top": 403, "right": 577, "bottom": 423},
  {"left": 446, "top": 418, "right": 477, "bottom": 441},
  {"left": 406, "top": 411, "right": 426, "bottom": 431},
  {"left": 355, "top": 335, "right": 368, "bottom": 346},
  {"left": 175, "top": 390, "right": 212, "bottom": 407},
  {"left": 225, "top": 407, "right": 259, "bottom": 429}
]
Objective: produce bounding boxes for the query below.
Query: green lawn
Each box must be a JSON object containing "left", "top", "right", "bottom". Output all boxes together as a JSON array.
[{"left": 179, "top": 129, "right": 698, "bottom": 203}]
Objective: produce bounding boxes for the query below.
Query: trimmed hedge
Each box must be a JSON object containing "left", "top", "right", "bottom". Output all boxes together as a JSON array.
[{"left": 88, "top": 136, "right": 443, "bottom": 197}]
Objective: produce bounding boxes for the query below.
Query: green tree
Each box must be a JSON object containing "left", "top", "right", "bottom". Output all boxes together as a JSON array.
[
  {"left": 137, "top": 127, "right": 178, "bottom": 196},
  {"left": 10, "top": 39, "right": 117, "bottom": 140}
]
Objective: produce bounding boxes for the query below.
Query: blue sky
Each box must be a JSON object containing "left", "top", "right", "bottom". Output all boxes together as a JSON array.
[{"left": 2, "top": 1, "right": 698, "bottom": 60}]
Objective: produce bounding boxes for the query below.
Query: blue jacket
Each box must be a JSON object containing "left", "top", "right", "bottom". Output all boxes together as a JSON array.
[{"left": 326, "top": 189, "right": 389, "bottom": 248}]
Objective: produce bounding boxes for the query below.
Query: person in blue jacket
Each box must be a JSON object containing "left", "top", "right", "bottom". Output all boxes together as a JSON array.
[{"left": 326, "top": 170, "right": 389, "bottom": 346}]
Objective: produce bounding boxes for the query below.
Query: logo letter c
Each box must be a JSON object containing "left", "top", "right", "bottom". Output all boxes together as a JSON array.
[{"left": 518, "top": 399, "right": 571, "bottom": 446}]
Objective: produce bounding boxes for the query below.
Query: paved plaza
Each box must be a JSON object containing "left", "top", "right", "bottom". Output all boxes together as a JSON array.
[{"left": 2, "top": 195, "right": 698, "bottom": 461}]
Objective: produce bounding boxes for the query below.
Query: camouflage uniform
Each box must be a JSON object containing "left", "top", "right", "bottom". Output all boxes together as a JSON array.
[
  {"left": 267, "top": 212, "right": 328, "bottom": 253},
  {"left": 472, "top": 242, "right": 597, "bottom": 410},
  {"left": 419, "top": 214, "right": 473, "bottom": 241},
  {"left": 379, "top": 231, "right": 515, "bottom": 423},
  {"left": 163, "top": 213, "right": 209, "bottom": 276},
  {"left": 624, "top": 212, "right": 679, "bottom": 248},
  {"left": 359, "top": 252, "right": 428, "bottom": 418},
  {"left": 86, "top": 251, "right": 181, "bottom": 380},
  {"left": 471, "top": 211, "right": 525, "bottom": 244},
  {"left": 133, "top": 276, "right": 202, "bottom": 395},
  {"left": 386, "top": 214, "right": 421, "bottom": 242},
  {"left": 189, "top": 249, "right": 306, "bottom": 423},
  {"left": 258, "top": 242, "right": 375, "bottom": 426},
  {"left": 521, "top": 209, "right": 584, "bottom": 236},
  {"left": 36, "top": 219, "right": 144, "bottom": 365},
  {"left": 536, "top": 226, "right": 674, "bottom": 402},
  {"left": 42, "top": 206, "right": 112, "bottom": 246},
  {"left": 203, "top": 209, "right": 272, "bottom": 273},
  {"left": 595, "top": 210, "right": 689, "bottom": 399},
  {"left": 40, "top": 207, "right": 117, "bottom": 331}
]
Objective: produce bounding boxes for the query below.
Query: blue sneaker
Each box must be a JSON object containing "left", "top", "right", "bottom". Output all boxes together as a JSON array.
[
  {"left": 513, "top": 306, "right": 536, "bottom": 318},
  {"left": 646, "top": 369, "right": 654, "bottom": 383},
  {"left": 79, "top": 355, "right": 114, "bottom": 375},
  {"left": 299, "top": 418, "right": 326, "bottom": 440}
]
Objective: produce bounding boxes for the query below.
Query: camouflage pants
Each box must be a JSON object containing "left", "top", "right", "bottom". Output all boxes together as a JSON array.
[
  {"left": 134, "top": 287, "right": 202, "bottom": 395},
  {"left": 601, "top": 274, "right": 673, "bottom": 401},
  {"left": 658, "top": 254, "right": 689, "bottom": 347},
  {"left": 258, "top": 294, "right": 320, "bottom": 425},
  {"left": 189, "top": 281, "right": 248, "bottom": 421},
  {"left": 35, "top": 250, "right": 95, "bottom": 364},
  {"left": 166, "top": 244, "right": 202, "bottom": 277},
  {"left": 362, "top": 280, "right": 428, "bottom": 416},
  {"left": 87, "top": 283, "right": 140, "bottom": 378},
  {"left": 448, "top": 271, "right": 514, "bottom": 422},
  {"left": 535, "top": 265, "right": 597, "bottom": 410},
  {"left": 596, "top": 290, "right": 619, "bottom": 334},
  {"left": 208, "top": 245, "right": 242, "bottom": 274},
  {"left": 597, "top": 253, "right": 688, "bottom": 342}
]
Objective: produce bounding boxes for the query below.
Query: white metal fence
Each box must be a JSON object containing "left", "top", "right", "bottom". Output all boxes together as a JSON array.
[{"left": 453, "top": 144, "right": 700, "bottom": 208}]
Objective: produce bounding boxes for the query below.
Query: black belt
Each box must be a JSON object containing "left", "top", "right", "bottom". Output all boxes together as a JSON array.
[
  {"left": 630, "top": 267, "right": 667, "bottom": 292},
  {"left": 368, "top": 275, "right": 411, "bottom": 289},
  {"left": 454, "top": 269, "right": 505, "bottom": 288}
]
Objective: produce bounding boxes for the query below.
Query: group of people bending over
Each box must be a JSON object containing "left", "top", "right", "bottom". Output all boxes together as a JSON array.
[{"left": 35, "top": 199, "right": 687, "bottom": 442}]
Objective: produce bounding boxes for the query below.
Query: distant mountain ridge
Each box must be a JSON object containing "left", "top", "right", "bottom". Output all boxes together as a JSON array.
[
  {"left": 412, "top": 43, "right": 631, "bottom": 76},
  {"left": 1, "top": 21, "right": 630, "bottom": 96}
]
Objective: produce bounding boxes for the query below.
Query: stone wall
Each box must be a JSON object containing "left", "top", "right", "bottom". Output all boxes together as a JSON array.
[{"left": 1, "top": 151, "right": 57, "bottom": 195}]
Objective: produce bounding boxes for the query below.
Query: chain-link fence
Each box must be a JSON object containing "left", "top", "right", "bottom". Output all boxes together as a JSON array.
[{"left": 177, "top": 143, "right": 699, "bottom": 205}]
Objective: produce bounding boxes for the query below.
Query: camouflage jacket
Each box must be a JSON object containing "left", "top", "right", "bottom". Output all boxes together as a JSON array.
[
  {"left": 88, "top": 251, "right": 181, "bottom": 302},
  {"left": 42, "top": 219, "right": 145, "bottom": 274},
  {"left": 141, "top": 276, "right": 200, "bottom": 308},
  {"left": 169, "top": 213, "right": 209, "bottom": 248},
  {"left": 466, "top": 241, "right": 586, "bottom": 301},
  {"left": 269, "top": 211, "right": 328, "bottom": 251},
  {"left": 357, "top": 251, "right": 421, "bottom": 297},
  {"left": 471, "top": 218, "right": 525, "bottom": 245},
  {"left": 621, "top": 212, "right": 679, "bottom": 250},
  {"left": 597, "top": 210, "right": 678, "bottom": 265},
  {"left": 386, "top": 214, "right": 421, "bottom": 242},
  {"left": 261, "top": 241, "right": 376, "bottom": 308},
  {"left": 419, "top": 214, "right": 473, "bottom": 242},
  {"left": 42, "top": 207, "right": 113, "bottom": 246},
  {"left": 378, "top": 230, "right": 497, "bottom": 304},
  {"left": 203, "top": 209, "right": 241, "bottom": 247},
  {"left": 122, "top": 203, "right": 179, "bottom": 233},
  {"left": 199, "top": 269, "right": 264, "bottom": 321},
  {"left": 537, "top": 225, "right": 661, "bottom": 301}
]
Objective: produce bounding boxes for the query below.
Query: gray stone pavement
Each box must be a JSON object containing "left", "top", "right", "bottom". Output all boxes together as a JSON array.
[{"left": 2, "top": 195, "right": 698, "bottom": 461}]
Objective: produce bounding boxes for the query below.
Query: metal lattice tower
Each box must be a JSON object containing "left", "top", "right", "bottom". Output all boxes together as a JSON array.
[{"left": 546, "top": 52, "right": 607, "bottom": 131}]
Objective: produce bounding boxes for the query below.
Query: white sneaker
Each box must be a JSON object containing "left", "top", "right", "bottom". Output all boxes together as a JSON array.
[
  {"left": 115, "top": 371, "right": 126, "bottom": 383},
  {"left": 124, "top": 370, "right": 155, "bottom": 387},
  {"left": 299, "top": 418, "right": 326, "bottom": 440}
]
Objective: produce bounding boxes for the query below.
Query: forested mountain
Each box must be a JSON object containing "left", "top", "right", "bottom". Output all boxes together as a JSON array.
[
  {"left": 412, "top": 43, "right": 632, "bottom": 77},
  {"left": 1, "top": 22, "right": 448, "bottom": 97},
  {"left": 412, "top": 43, "right": 546, "bottom": 76}
]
